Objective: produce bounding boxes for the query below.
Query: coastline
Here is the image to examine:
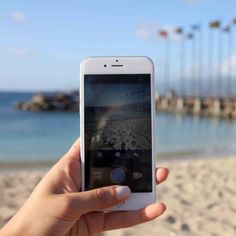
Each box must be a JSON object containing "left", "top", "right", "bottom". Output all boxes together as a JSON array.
[
  {"left": 1, "top": 155, "right": 236, "bottom": 236},
  {"left": 0, "top": 160, "right": 54, "bottom": 172},
  {"left": 0, "top": 149, "right": 236, "bottom": 169}
]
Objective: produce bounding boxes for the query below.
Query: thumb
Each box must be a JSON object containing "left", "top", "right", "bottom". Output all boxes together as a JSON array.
[{"left": 66, "top": 185, "right": 131, "bottom": 214}]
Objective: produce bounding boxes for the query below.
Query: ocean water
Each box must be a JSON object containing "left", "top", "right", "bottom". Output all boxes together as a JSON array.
[{"left": 0, "top": 92, "right": 236, "bottom": 163}]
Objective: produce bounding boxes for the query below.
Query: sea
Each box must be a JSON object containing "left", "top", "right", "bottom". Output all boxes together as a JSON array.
[{"left": 0, "top": 91, "right": 236, "bottom": 164}]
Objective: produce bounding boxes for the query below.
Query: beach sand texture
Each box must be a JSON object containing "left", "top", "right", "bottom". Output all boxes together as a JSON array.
[{"left": 0, "top": 157, "right": 236, "bottom": 236}]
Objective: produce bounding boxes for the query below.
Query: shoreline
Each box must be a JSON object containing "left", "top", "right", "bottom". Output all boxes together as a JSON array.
[
  {"left": 0, "top": 152, "right": 235, "bottom": 170},
  {"left": 0, "top": 160, "right": 54, "bottom": 170}
]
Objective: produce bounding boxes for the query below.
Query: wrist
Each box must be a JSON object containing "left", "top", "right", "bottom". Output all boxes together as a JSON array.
[
  {"left": 0, "top": 219, "right": 21, "bottom": 236},
  {"left": 0, "top": 211, "right": 32, "bottom": 236}
]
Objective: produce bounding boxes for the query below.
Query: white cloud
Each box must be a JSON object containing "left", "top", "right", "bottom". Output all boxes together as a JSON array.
[
  {"left": 221, "top": 54, "right": 236, "bottom": 77},
  {"left": 8, "top": 48, "right": 36, "bottom": 59},
  {"left": 135, "top": 24, "right": 150, "bottom": 39},
  {"left": 10, "top": 11, "right": 26, "bottom": 22},
  {"left": 135, "top": 21, "right": 183, "bottom": 42}
]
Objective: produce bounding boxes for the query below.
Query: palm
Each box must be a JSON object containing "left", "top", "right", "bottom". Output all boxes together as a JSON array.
[{"left": 68, "top": 212, "right": 105, "bottom": 236}]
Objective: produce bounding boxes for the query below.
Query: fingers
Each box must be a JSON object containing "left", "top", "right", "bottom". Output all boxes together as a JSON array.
[
  {"left": 103, "top": 202, "right": 166, "bottom": 231},
  {"left": 56, "top": 137, "right": 81, "bottom": 173},
  {"left": 156, "top": 167, "right": 169, "bottom": 185},
  {"left": 57, "top": 138, "right": 81, "bottom": 166},
  {"left": 64, "top": 138, "right": 81, "bottom": 161},
  {"left": 66, "top": 186, "right": 131, "bottom": 215}
]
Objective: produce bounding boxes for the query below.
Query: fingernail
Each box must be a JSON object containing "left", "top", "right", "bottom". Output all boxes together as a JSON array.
[{"left": 115, "top": 186, "right": 131, "bottom": 200}]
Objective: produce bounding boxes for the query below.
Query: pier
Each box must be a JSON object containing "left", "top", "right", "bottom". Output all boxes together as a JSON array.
[
  {"left": 156, "top": 95, "right": 236, "bottom": 119},
  {"left": 155, "top": 18, "right": 236, "bottom": 119}
]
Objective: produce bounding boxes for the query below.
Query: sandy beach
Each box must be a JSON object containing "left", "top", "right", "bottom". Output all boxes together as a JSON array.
[{"left": 0, "top": 157, "right": 236, "bottom": 236}]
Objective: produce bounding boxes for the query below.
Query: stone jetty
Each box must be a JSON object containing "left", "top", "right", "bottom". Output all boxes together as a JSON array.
[
  {"left": 16, "top": 91, "right": 79, "bottom": 112},
  {"left": 156, "top": 94, "right": 236, "bottom": 119}
]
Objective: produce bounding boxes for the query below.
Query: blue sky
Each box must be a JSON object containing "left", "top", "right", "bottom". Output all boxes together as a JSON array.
[{"left": 0, "top": 0, "right": 236, "bottom": 91}]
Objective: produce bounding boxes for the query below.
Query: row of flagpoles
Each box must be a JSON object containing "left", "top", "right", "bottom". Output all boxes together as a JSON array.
[{"left": 158, "top": 18, "right": 236, "bottom": 98}]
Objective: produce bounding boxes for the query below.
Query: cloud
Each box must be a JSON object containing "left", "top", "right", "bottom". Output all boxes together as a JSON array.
[
  {"left": 135, "top": 21, "right": 182, "bottom": 42},
  {"left": 221, "top": 54, "right": 236, "bottom": 77},
  {"left": 10, "top": 11, "right": 26, "bottom": 22},
  {"left": 135, "top": 24, "right": 150, "bottom": 39},
  {"left": 8, "top": 48, "right": 36, "bottom": 59}
]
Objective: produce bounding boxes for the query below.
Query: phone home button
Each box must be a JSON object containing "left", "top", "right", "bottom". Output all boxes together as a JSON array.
[{"left": 110, "top": 168, "right": 125, "bottom": 184}]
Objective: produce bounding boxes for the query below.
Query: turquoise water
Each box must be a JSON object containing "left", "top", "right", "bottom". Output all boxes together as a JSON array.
[
  {"left": 0, "top": 92, "right": 236, "bottom": 163},
  {"left": 0, "top": 92, "right": 80, "bottom": 162}
]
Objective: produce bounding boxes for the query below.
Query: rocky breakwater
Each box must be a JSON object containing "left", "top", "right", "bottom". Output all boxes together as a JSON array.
[{"left": 16, "top": 92, "right": 79, "bottom": 112}]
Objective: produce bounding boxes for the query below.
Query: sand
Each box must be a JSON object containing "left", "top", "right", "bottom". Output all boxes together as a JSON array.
[{"left": 0, "top": 157, "right": 236, "bottom": 236}]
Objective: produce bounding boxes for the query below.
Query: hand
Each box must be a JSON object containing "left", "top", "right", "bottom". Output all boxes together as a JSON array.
[{"left": 0, "top": 138, "right": 169, "bottom": 236}]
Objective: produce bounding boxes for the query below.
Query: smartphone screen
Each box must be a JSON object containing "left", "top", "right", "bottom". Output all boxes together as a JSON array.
[{"left": 84, "top": 74, "right": 152, "bottom": 192}]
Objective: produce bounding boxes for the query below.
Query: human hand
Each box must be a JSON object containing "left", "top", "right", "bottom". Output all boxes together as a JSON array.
[{"left": 0, "top": 138, "right": 168, "bottom": 236}]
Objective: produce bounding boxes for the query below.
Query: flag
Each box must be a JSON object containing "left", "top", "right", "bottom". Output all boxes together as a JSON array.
[
  {"left": 222, "top": 25, "right": 230, "bottom": 33},
  {"left": 158, "top": 30, "right": 168, "bottom": 38},
  {"left": 191, "top": 24, "right": 201, "bottom": 30},
  {"left": 187, "top": 33, "right": 194, "bottom": 39},
  {"left": 209, "top": 20, "right": 221, "bottom": 28},
  {"left": 175, "top": 27, "right": 183, "bottom": 34}
]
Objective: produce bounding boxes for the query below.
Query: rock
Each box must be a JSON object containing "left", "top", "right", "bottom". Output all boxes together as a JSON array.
[
  {"left": 32, "top": 94, "right": 45, "bottom": 104},
  {"left": 15, "top": 91, "right": 79, "bottom": 112},
  {"left": 165, "top": 215, "right": 176, "bottom": 224},
  {"left": 181, "top": 223, "right": 191, "bottom": 231}
]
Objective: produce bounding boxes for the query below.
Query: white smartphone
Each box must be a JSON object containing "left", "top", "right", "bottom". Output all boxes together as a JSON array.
[{"left": 80, "top": 56, "right": 156, "bottom": 211}]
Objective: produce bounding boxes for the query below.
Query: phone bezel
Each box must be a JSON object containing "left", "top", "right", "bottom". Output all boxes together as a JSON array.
[{"left": 80, "top": 56, "right": 156, "bottom": 210}]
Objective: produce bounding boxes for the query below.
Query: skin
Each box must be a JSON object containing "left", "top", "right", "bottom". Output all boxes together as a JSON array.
[{"left": 0, "top": 139, "right": 169, "bottom": 236}]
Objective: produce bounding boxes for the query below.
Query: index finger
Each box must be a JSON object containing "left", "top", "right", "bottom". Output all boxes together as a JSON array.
[{"left": 156, "top": 167, "right": 169, "bottom": 185}]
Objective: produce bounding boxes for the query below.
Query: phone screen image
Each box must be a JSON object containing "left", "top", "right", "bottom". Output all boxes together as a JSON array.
[{"left": 84, "top": 74, "right": 152, "bottom": 192}]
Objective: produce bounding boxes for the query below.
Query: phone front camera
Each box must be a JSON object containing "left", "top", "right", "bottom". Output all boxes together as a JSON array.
[{"left": 104, "top": 64, "right": 107, "bottom": 67}]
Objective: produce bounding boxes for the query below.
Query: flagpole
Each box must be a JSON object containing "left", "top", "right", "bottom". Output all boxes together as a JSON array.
[
  {"left": 232, "top": 24, "right": 234, "bottom": 98},
  {"left": 180, "top": 36, "right": 185, "bottom": 97},
  {"left": 192, "top": 25, "right": 201, "bottom": 97},
  {"left": 217, "top": 28, "right": 223, "bottom": 98},
  {"left": 223, "top": 25, "right": 233, "bottom": 98},
  {"left": 165, "top": 38, "right": 170, "bottom": 94},
  {"left": 191, "top": 33, "right": 196, "bottom": 97},
  {"left": 228, "top": 29, "right": 232, "bottom": 98},
  {"left": 229, "top": 21, "right": 235, "bottom": 98},
  {"left": 232, "top": 19, "right": 236, "bottom": 98},
  {"left": 158, "top": 30, "right": 169, "bottom": 95},
  {"left": 208, "top": 27, "right": 213, "bottom": 97},
  {"left": 198, "top": 26, "right": 203, "bottom": 97},
  {"left": 175, "top": 28, "right": 185, "bottom": 97}
]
